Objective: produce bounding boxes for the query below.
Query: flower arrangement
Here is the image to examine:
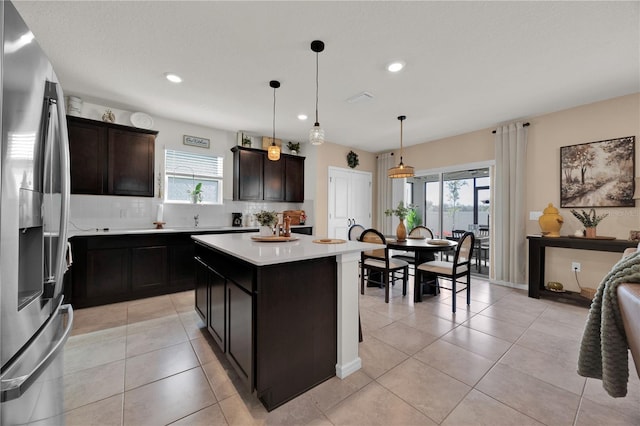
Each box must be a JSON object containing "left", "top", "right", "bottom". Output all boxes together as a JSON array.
[
  {"left": 188, "top": 182, "right": 203, "bottom": 203},
  {"left": 384, "top": 201, "right": 416, "bottom": 221},
  {"left": 254, "top": 210, "right": 278, "bottom": 227},
  {"left": 570, "top": 208, "right": 608, "bottom": 228}
]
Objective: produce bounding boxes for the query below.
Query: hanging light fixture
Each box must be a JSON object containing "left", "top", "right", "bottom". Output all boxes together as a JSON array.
[
  {"left": 309, "top": 40, "right": 325, "bottom": 145},
  {"left": 388, "top": 115, "right": 415, "bottom": 178},
  {"left": 268, "top": 80, "right": 281, "bottom": 161}
]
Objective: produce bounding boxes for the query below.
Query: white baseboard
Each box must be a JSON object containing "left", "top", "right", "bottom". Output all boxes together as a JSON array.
[{"left": 335, "top": 357, "right": 362, "bottom": 379}]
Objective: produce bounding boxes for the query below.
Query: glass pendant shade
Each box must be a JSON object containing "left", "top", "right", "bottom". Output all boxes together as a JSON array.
[
  {"left": 268, "top": 80, "right": 281, "bottom": 161},
  {"left": 388, "top": 115, "right": 414, "bottom": 179},
  {"left": 310, "top": 123, "right": 324, "bottom": 146},
  {"left": 310, "top": 40, "right": 325, "bottom": 145},
  {"left": 268, "top": 143, "right": 281, "bottom": 161}
]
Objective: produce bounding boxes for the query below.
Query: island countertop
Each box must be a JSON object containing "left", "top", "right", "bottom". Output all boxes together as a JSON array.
[{"left": 192, "top": 232, "right": 381, "bottom": 266}]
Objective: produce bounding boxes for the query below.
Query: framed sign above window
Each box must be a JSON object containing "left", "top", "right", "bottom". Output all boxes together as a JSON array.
[
  {"left": 183, "top": 135, "right": 210, "bottom": 148},
  {"left": 560, "top": 136, "right": 635, "bottom": 208}
]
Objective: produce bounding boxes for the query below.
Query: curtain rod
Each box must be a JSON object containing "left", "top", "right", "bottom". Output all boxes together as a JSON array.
[
  {"left": 375, "top": 152, "right": 394, "bottom": 159},
  {"left": 492, "top": 122, "right": 530, "bottom": 134}
]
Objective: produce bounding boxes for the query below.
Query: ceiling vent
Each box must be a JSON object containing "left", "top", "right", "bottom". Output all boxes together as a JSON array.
[{"left": 346, "top": 91, "right": 374, "bottom": 104}]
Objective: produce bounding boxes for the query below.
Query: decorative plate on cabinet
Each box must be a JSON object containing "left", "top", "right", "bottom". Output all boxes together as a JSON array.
[{"left": 130, "top": 112, "right": 154, "bottom": 129}]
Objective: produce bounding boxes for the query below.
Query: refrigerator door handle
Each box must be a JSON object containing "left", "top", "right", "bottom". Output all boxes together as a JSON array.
[{"left": 0, "top": 303, "right": 73, "bottom": 402}]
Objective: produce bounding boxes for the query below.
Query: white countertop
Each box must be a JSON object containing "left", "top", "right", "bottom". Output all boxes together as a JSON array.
[
  {"left": 67, "top": 225, "right": 311, "bottom": 238},
  {"left": 192, "top": 232, "right": 382, "bottom": 266}
]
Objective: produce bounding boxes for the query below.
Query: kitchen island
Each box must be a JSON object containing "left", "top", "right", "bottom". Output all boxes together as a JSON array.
[{"left": 192, "top": 232, "right": 381, "bottom": 411}]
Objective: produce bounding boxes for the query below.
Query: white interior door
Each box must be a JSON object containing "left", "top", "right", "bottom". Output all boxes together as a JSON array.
[{"left": 328, "top": 167, "right": 372, "bottom": 239}]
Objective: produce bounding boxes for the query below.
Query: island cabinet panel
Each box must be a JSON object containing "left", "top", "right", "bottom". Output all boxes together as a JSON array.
[
  {"left": 255, "top": 257, "right": 337, "bottom": 410},
  {"left": 194, "top": 241, "right": 337, "bottom": 411},
  {"left": 194, "top": 257, "right": 209, "bottom": 323},
  {"left": 209, "top": 267, "right": 227, "bottom": 350}
]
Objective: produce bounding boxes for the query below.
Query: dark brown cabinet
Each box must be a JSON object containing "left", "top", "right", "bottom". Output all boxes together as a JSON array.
[
  {"left": 71, "top": 233, "right": 194, "bottom": 308},
  {"left": 194, "top": 240, "right": 337, "bottom": 411},
  {"left": 67, "top": 116, "right": 157, "bottom": 197},
  {"left": 232, "top": 146, "right": 304, "bottom": 202}
]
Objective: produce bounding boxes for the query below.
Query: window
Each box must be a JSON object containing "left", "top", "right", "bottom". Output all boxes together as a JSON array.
[{"left": 165, "top": 150, "right": 223, "bottom": 204}]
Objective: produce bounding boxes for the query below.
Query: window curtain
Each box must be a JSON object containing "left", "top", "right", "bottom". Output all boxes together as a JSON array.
[
  {"left": 376, "top": 153, "right": 394, "bottom": 235},
  {"left": 494, "top": 122, "right": 528, "bottom": 286}
]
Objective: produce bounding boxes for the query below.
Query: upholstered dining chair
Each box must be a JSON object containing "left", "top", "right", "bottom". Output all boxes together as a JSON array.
[
  {"left": 476, "top": 227, "right": 490, "bottom": 272},
  {"left": 348, "top": 224, "right": 366, "bottom": 241},
  {"left": 359, "top": 228, "right": 409, "bottom": 303},
  {"left": 392, "top": 226, "right": 435, "bottom": 272},
  {"left": 417, "top": 231, "right": 475, "bottom": 312}
]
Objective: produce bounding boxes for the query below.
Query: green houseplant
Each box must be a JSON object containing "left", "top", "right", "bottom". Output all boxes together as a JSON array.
[
  {"left": 570, "top": 208, "right": 608, "bottom": 238},
  {"left": 405, "top": 207, "right": 423, "bottom": 231},
  {"left": 254, "top": 210, "right": 278, "bottom": 236},
  {"left": 384, "top": 201, "right": 416, "bottom": 241},
  {"left": 188, "top": 182, "right": 203, "bottom": 203},
  {"left": 287, "top": 141, "right": 301, "bottom": 154}
]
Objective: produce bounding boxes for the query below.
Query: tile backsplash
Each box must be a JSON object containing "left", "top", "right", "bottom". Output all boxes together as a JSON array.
[{"left": 68, "top": 195, "right": 312, "bottom": 231}]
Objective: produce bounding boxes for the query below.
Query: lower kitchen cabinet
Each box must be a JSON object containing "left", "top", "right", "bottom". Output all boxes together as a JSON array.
[
  {"left": 70, "top": 233, "right": 195, "bottom": 308},
  {"left": 194, "top": 240, "right": 337, "bottom": 411}
]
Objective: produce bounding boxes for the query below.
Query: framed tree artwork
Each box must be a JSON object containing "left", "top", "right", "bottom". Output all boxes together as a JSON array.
[{"left": 560, "top": 136, "right": 635, "bottom": 208}]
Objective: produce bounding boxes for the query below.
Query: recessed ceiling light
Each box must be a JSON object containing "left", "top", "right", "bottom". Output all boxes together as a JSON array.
[
  {"left": 387, "top": 61, "right": 405, "bottom": 73},
  {"left": 297, "top": 114, "right": 308, "bottom": 120},
  {"left": 164, "top": 73, "right": 183, "bottom": 83}
]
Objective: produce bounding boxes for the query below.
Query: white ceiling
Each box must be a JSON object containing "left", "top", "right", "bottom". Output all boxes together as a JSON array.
[{"left": 13, "top": 1, "right": 640, "bottom": 153}]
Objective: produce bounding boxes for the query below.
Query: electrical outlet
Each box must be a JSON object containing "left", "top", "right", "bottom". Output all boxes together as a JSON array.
[{"left": 572, "top": 262, "right": 581, "bottom": 272}]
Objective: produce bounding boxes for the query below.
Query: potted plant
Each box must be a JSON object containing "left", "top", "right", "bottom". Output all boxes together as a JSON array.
[
  {"left": 254, "top": 210, "right": 278, "bottom": 236},
  {"left": 188, "top": 182, "right": 203, "bottom": 204},
  {"left": 287, "top": 141, "right": 301, "bottom": 155},
  {"left": 405, "top": 206, "right": 422, "bottom": 231},
  {"left": 242, "top": 136, "right": 252, "bottom": 147},
  {"left": 384, "top": 201, "right": 416, "bottom": 241},
  {"left": 570, "top": 208, "right": 608, "bottom": 238}
]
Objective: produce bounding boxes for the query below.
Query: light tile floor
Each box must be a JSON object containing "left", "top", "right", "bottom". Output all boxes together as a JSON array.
[{"left": 39, "top": 278, "right": 639, "bottom": 425}]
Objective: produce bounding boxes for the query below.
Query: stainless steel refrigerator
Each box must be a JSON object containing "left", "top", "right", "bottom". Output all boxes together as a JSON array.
[{"left": 1, "top": 1, "right": 74, "bottom": 424}]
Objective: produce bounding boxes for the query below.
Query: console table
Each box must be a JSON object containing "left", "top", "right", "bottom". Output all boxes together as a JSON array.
[{"left": 527, "top": 235, "right": 637, "bottom": 299}]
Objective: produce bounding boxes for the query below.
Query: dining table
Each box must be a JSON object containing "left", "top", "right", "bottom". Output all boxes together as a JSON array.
[{"left": 386, "top": 237, "right": 458, "bottom": 302}]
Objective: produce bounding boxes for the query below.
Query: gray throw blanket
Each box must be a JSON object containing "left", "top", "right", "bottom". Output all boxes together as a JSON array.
[{"left": 578, "top": 249, "right": 640, "bottom": 397}]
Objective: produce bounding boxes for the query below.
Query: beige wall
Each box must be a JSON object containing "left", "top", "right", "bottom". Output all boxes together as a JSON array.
[
  {"left": 313, "top": 92, "right": 640, "bottom": 292},
  {"left": 313, "top": 143, "right": 376, "bottom": 236},
  {"left": 526, "top": 93, "right": 640, "bottom": 292}
]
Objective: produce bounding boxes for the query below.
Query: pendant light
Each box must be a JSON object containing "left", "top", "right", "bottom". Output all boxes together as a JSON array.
[
  {"left": 309, "top": 40, "right": 325, "bottom": 145},
  {"left": 268, "top": 80, "right": 281, "bottom": 161},
  {"left": 388, "top": 115, "right": 415, "bottom": 178}
]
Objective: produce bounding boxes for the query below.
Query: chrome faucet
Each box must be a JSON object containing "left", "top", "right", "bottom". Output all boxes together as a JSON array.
[{"left": 194, "top": 214, "right": 199, "bottom": 228}]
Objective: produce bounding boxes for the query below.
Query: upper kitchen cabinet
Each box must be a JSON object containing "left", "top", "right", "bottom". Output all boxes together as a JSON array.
[
  {"left": 67, "top": 116, "right": 157, "bottom": 197},
  {"left": 231, "top": 146, "right": 304, "bottom": 202}
]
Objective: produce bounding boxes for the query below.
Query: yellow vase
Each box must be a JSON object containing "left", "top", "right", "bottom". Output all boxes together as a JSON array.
[
  {"left": 396, "top": 219, "right": 407, "bottom": 242},
  {"left": 538, "top": 203, "right": 563, "bottom": 237}
]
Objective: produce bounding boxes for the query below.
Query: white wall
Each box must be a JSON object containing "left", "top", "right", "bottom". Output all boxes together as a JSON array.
[{"left": 67, "top": 99, "right": 313, "bottom": 231}]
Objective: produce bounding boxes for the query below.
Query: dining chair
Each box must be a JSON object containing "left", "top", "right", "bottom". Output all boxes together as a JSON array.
[
  {"left": 476, "top": 227, "right": 489, "bottom": 272},
  {"left": 359, "top": 228, "right": 409, "bottom": 303},
  {"left": 348, "top": 224, "right": 366, "bottom": 241},
  {"left": 416, "top": 231, "right": 475, "bottom": 312},
  {"left": 445, "top": 229, "right": 466, "bottom": 261},
  {"left": 392, "top": 226, "right": 435, "bottom": 273}
]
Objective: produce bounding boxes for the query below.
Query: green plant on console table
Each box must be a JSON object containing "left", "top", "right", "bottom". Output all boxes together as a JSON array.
[{"left": 570, "top": 208, "right": 608, "bottom": 227}]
